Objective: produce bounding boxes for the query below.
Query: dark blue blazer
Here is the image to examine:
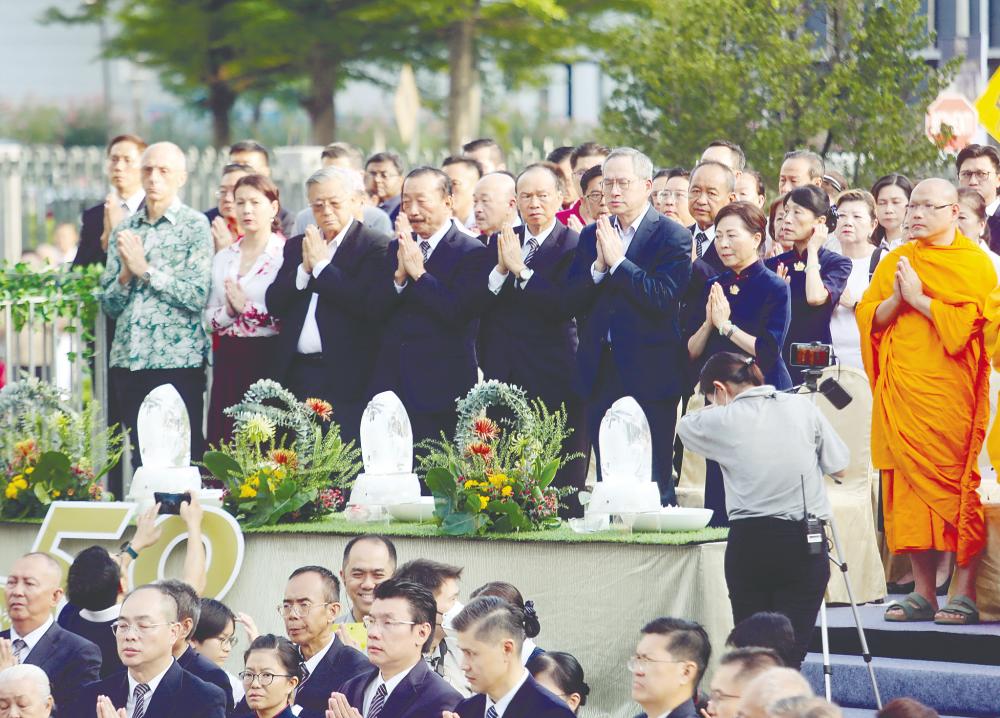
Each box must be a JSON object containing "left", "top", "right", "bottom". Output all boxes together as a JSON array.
[
  {"left": 565, "top": 206, "right": 693, "bottom": 401},
  {"left": 73, "top": 202, "right": 110, "bottom": 268},
  {"left": 68, "top": 661, "right": 226, "bottom": 718},
  {"left": 265, "top": 220, "right": 391, "bottom": 400},
  {"left": 1, "top": 622, "right": 101, "bottom": 711},
  {"left": 479, "top": 223, "right": 580, "bottom": 403},
  {"left": 177, "top": 645, "right": 235, "bottom": 714},
  {"left": 635, "top": 698, "right": 699, "bottom": 718},
  {"left": 454, "top": 675, "right": 574, "bottom": 718},
  {"left": 57, "top": 603, "right": 123, "bottom": 679},
  {"left": 336, "top": 660, "right": 462, "bottom": 718},
  {"left": 368, "top": 223, "right": 493, "bottom": 414}
]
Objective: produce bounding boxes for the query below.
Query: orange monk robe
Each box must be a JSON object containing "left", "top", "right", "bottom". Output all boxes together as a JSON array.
[{"left": 857, "top": 231, "right": 997, "bottom": 566}]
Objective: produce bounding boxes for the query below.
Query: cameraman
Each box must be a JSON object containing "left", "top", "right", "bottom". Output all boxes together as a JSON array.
[{"left": 677, "top": 352, "right": 849, "bottom": 668}]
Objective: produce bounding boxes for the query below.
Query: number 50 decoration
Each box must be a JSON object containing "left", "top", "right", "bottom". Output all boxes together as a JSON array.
[{"left": 30, "top": 501, "right": 245, "bottom": 600}]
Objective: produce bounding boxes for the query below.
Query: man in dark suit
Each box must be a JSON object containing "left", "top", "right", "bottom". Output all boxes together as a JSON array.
[
  {"left": 369, "top": 167, "right": 493, "bottom": 448},
  {"left": 630, "top": 618, "right": 710, "bottom": 718},
  {"left": 447, "top": 597, "right": 573, "bottom": 718},
  {"left": 565, "top": 147, "right": 692, "bottom": 506},
  {"left": 956, "top": 144, "right": 1000, "bottom": 251},
  {"left": 480, "top": 163, "right": 588, "bottom": 517},
  {"left": 1, "top": 553, "right": 101, "bottom": 711},
  {"left": 266, "top": 167, "right": 390, "bottom": 446},
  {"left": 67, "top": 584, "right": 226, "bottom": 718},
  {"left": 157, "top": 580, "right": 234, "bottom": 713},
  {"left": 326, "top": 578, "right": 461, "bottom": 718},
  {"left": 687, "top": 160, "right": 736, "bottom": 278}
]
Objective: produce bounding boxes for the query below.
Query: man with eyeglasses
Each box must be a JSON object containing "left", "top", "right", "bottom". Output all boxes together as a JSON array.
[
  {"left": 628, "top": 617, "right": 709, "bottom": 718},
  {"left": 0, "top": 553, "right": 101, "bottom": 712},
  {"left": 556, "top": 142, "right": 610, "bottom": 230},
  {"left": 956, "top": 143, "right": 1000, "bottom": 247},
  {"left": 327, "top": 579, "right": 462, "bottom": 718},
  {"left": 859, "top": 178, "right": 996, "bottom": 627},
  {"left": 68, "top": 584, "right": 225, "bottom": 718},
  {"left": 703, "top": 648, "right": 782, "bottom": 718},
  {"left": 366, "top": 152, "right": 406, "bottom": 223},
  {"left": 651, "top": 169, "right": 694, "bottom": 228},
  {"left": 566, "top": 147, "right": 693, "bottom": 507},
  {"left": 266, "top": 166, "right": 390, "bottom": 446}
]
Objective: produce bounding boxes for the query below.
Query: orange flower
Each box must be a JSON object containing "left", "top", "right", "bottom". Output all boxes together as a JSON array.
[
  {"left": 473, "top": 417, "right": 499, "bottom": 441},
  {"left": 466, "top": 442, "right": 492, "bottom": 459},
  {"left": 268, "top": 448, "right": 299, "bottom": 469},
  {"left": 305, "top": 398, "right": 333, "bottom": 422}
]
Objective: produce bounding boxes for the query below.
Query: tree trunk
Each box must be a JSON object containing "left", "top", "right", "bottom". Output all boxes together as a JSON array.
[
  {"left": 208, "top": 82, "right": 235, "bottom": 147},
  {"left": 304, "top": 59, "right": 337, "bottom": 144},
  {"left": 447, "top": 2, "right": 481, "bottom": 153}
]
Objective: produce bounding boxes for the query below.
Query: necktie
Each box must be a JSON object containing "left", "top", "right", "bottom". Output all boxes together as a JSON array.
[
  {"left": 132, "top": 683, "right": 151, "bottom": 718},
  {"left": 523, "top": 237, "right": 539, "bottom": 267},
  {"left": 368, "top": 683, "right": 388, "bottom": 718},
  {"left": 11, "top": 639, "right": 27, "bottom": 663},
  {"left": 695, "top": 232, "right": 707, "bottom": 259},
  {"left": 420, "top": 240, "right": 431, "bottom": 262},
  {"left": 486, "top": 705, "right": 499, "bottom": 718},
  {"left": 299, "top": 661, "right": 311, "bottom": 685}
]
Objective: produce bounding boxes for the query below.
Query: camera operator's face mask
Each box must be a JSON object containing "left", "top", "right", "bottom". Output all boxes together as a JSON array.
[{"left": 710, "top": 381, "right": 733, "bottom": 406}]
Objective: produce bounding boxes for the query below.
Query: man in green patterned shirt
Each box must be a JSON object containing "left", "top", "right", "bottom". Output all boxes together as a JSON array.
[{"left": 100, "top": 141, "right": 213, "bottom": 469}]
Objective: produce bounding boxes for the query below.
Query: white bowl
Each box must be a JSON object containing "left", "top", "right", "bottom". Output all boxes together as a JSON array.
[
  {"left": 387, "top": 497, "right": 437, "bottom": 523},
  {"left": 628, "top": 507, "right": 713, "bottom": 533}
]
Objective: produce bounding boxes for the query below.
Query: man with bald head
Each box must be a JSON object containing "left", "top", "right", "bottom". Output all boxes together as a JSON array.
[
  {"left": 266, "top": 166, "right": 390, "bottom": 445},
  {"left": 859, "top": 178, "right": 997, "bottom": 625},
  {"left": 473, "top": 172, "right": 517, "bottom": 241},
  {"left": 479, "top": 163, "right": 588, "bottom": 516},
  {"left": 0, "top": 553, "right": 101, "bottom": 711},
  {"left": 736, "top": 667, "right": 813, "bottom": 718},
  {"left": 0, "top": 664, "right": 54, "bottom": 718},
  {"left": 100, "top": 141, "right": 213, "bottom": 466}
]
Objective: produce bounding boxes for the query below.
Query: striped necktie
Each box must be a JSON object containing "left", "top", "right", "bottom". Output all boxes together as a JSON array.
[
  {"left": 420, "top": 240, "right": 431, "bottom": 262},
  {"left": 486, "top": 705, "right": 499, "bottom": 718},
  {"left": 11, "top": 638, "right": 27, "bottom": 664},
  {"left": 695, "top": 232, "right": 707, "bottom": 258},
  {"left": 132, "top": 683, "right": 151, "bottom": 718},
  {"left": 523, "top": 237, "right": 539, "bottom": 267},
  {"left": 367, "top": 683, "right": 388, "bottom": 718}
]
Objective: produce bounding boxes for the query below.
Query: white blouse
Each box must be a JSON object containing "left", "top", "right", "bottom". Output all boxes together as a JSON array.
[{"left": 204, "top": 233, "right": 284, "bottom": 337}]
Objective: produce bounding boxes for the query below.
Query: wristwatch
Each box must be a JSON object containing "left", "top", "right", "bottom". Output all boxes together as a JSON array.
[
  {"left": 120, "top": 541, "right": 139, "bottom": 560},
  {"left": 719, "top": 321, "right": 736, "bottom": 338},
  {"left": 141, "top": 268, "right": 153, "bottom": 283},
  {"left": 518, "top": 268, "right": 533, "bottom": 282}
]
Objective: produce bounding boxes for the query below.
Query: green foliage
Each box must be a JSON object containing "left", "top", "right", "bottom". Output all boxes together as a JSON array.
[{"left": 601, "top": 0, "right": 956, "bottom": 187}]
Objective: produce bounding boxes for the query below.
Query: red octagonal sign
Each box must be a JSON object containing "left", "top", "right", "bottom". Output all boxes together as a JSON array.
[{"left": 926, "top": 92, "right": 978, "bottom": 152}]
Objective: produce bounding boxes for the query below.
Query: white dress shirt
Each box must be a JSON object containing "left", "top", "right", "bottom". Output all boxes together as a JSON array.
[
  {"left": 591, "top": 203, "right": 651, "bottom": 283},
  {"left": 455, "top": 215, "right": 479, "bottom": 237},
  {"left": 987, "top": 198, "right": 1000, "bottom": 217},
  {"left": 485, "top": 668, "right": 530, "bottom": 718},
  {"left": 301, "top": 633, "right": 337, "bottom": 677},
  {"left": 9, "top": 616, "right": 53, "bottom": 661},
  {"left": 394, "top": 220, "right": 451, "bottom": 292},
  {"left": 362, "top": 662, "right": 419, "bottom": 715},
  {"left": 118, "top": 189, "right": 145, "bottom": 217},
  {"left": 205, "top": 233, "right": 284, "bottom": 337},
  {"left": 518, "top": 638, "right": 538, "bottom": 665},
  {"left": 126, "top": 660, "right": 173, "bottom": 717},
  {"left": 488, "top": 221, "right": 556, "bottom": 294},
  {"left": 79, "top": 605, "right": 120, "bottom": 622},
  {"left": 295, "top": 220, "right": 353, "bottom": 354}
]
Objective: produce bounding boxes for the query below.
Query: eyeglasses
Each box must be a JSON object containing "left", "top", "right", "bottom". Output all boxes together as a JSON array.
[
  {"left": 238, "top": 671, "right": 294, "bottom": 687},
  {"left": 708, "top": 689, "right": 741, "bottom": 703},
  {"left": 111, "top": 621, "right": 178, "bottom": 638},
  {"left": 601, "top": 178, "right": 633, "bottom": 191},
  {"left": 654, "top": 190, "right": 687, "bottom": 201},
  {"left": 276, "top": 601, "right": 333, "bottom": 618},
  {"left": 626, "top": 655, "right": 688, "bottom": 672},
  {"left": 212, "top": 634, "right": 238, "bottom": 648},
  {"left": 362, "top": 616, "right": 419, "bottom": 631},
  {"left": 366, "top": 170, "right": 399, "bottom": 180},
  {"left": 959, "top": 170, "right": 993, "bottom": 182},
  {"left": 906, "top": 202, "right": 956, "bottom": 213},
  {"left": 585, "top": 191, "right": 604, "bottom": 203}
]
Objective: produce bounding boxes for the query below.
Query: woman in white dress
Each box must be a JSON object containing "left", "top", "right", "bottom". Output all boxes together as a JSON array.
[{"left": 829, "top": 190, "right": 878, "bottom": 370}]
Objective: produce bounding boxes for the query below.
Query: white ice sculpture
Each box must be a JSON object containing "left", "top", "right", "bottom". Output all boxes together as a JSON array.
[
  {"left": 587, "top": 396, "right": 661, "bottom": 514},
  {"left": 348, "top": 391, "right": 421, "bottom": 507}
]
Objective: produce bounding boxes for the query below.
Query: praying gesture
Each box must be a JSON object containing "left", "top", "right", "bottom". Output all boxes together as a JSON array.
[
  {"left": 497, "top": 221, "right": 525, "bottom": 275},
  {"left": 594, "top": 215, "right": 624, "bottom": 271},
  {"left": 116, "top": 230, "right": 149, "bottom": 282},
  {"left": 707, "top": 282, "right": 731, "bottom": 329}
]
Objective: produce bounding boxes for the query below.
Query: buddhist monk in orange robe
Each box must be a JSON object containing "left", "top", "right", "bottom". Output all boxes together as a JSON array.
[{"left": 858, "top": 178, "right": 996, "bottom": 624}]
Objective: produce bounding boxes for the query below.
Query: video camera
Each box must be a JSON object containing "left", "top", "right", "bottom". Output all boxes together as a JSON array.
[{"left": 789, "top": 342, "right": 852, "bottom": 410}]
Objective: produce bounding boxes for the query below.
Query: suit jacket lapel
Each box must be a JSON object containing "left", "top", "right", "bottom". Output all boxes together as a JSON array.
[
  {"left": 383, "top": 661, "right": 427, "bottom": 716},
  {"left": 143, "top": 661, "right": 182, "bottom": 718},
  {"left": 333, "top": 220, "right": 364, "bottom": 269},
  {"left": 350, "top": 667, "right": 379, "bottom": 709},
  {"left": 624, "top": 207, "right": 659, "bottom": 264},
  {"left": 22, "top": 623, "right": 58, "bottom": 668},
  {"left": 424, "top": 226, "right": 462, "bottom": 278}
]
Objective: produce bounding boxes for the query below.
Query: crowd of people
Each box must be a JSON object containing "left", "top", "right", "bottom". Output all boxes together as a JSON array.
[{"left": 0, "top": 523, "right": 948, "bottom": 718}]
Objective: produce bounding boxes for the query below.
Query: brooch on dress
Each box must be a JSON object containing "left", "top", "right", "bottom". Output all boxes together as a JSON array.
[
  {"left": 729, "top": 284, "right": 740, "bottom": 296},
  {"left": 793, "top": 261, "right": 806, "bottom": 272}
]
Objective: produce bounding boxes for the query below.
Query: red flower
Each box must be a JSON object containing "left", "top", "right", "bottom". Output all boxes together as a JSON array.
[
  {"left": 473, "top": 417, "right": 499, "bottom": 441},
  {"left": 268, "top": 448, "right": 299, "bottom": 469},
  {"left": 305, "top": 398, "right": 333, "bottom": 422},
  {"left": 466, "top": 442, "right": 492, "bottom": 458}
]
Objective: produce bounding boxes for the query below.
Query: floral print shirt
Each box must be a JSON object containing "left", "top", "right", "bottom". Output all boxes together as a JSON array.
[
  {"left": 204, "top": 233, "right": 284, "bottom": 337},
  {"left": 100, "top": 198, "right": 213, "bottom": 370}
]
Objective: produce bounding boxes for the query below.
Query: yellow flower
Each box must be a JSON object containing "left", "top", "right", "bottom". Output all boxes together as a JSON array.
[
  {"left": 12, "top": 474, "right": 22, "bottom": 483},
  {"left": 274, "top": 468, "right": 286, "bottom": 480},
  {"left": 247, "top": 475, "right": 260, "bottom": 488},
  {"left": 479, "top": 495, "right": 489, "bottom": 510},
  {"left": 464, "top": 480, "right": 479, "bottom": 490},
  {"left": 13, "top": 478, "right": 28, "bottom": 491},
  {"left": 244, "top": 414, "right": 276, "bottom": 443},
  {"left": 5, "top": 484, "right": 19, "bottom": 499},
  {"left": 52, "top": 490, "right": 61, "bottom": 498},
  {"left": 501, "top": 486, "right": 513, "bottom": 497},
  {"left": 24, "top": 467, "right": 34, "bottom": 475},
  {"left": 488, "top": 474, "right": 507, "bottom": 488},
  {"left": 239, "top": 483, "right": 258, "bottom": 499}
]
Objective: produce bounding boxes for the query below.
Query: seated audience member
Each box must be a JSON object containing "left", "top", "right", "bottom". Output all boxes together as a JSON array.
[
  {"left": 190, "top": 598, "right": 244, "bottom": 704},
  {"left": 704, "top": 648, "right": 783, "bottom": 718},
  {"left": 462, "top": 138, "right": 507, "bottom": 174},
  {"left": 208, "top": 163, "right": 254, "bottom": 253},
  {"left": 725, "top": 613, "right": 796, "bottom": 671},
  {"left": 393, "top": 560, "right": 467, "bottom": 696},
  {"left": 1, "top": 553, "right": 101, "bottom": 711},
  {"left": 336, "top": 535, "right": 398, "bottom": 625},
  {"left": 736, "top": 668, "right": 813, "bottom": 718},
  {"left": 327, "top": 578, "right": 462, "bottom": 718},
  {"left": 770, "top": 696, "right": 843, "bottom": 718},
  {"left": 446, "top": 597, "right": 574, "bottom": 718},
  {"left": 0, "top": 664, "right": 54, "bottom": 718},
  {"left": 158, "top": 580, "right": 235, "bottom": 712},
  {"left": 628, "top": 618, "right": 709, "bottom": 718},
  {"left": 526, "top": 651, "right": 589, "bottom": 715},
  {"left": 239, "top": 634, "right": 302, "bottom": 718},
  {"left": 876, "top": 698, "right": 940, "bottom": 718},
  {"left": 69, "top": 584, "right": 226, "bottom": 718},
  {"left": 473, "top": 173, "right": 518, "bottom": 242},
  {"left": 469, "top": 583, "right": 542, "bottom": 664}
]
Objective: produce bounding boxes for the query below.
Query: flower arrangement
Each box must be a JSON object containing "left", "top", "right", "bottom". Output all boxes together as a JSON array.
[
  {"left": 0, "top": 377, "right": 124, "bottom": 518},
  {"left": 202, "top": 380, "right": 361, "bottom": 527},
  {"left": 419, "top": 381, "right": 581, "bottom": 536}
]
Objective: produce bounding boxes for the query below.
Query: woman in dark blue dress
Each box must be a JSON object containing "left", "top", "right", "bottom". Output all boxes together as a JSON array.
[
  {"left": 764, "top": 185, "right": 852, "bottom": 385},
  {"left": 687, "top": 202, "right": 791, "bottom": 527}
]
